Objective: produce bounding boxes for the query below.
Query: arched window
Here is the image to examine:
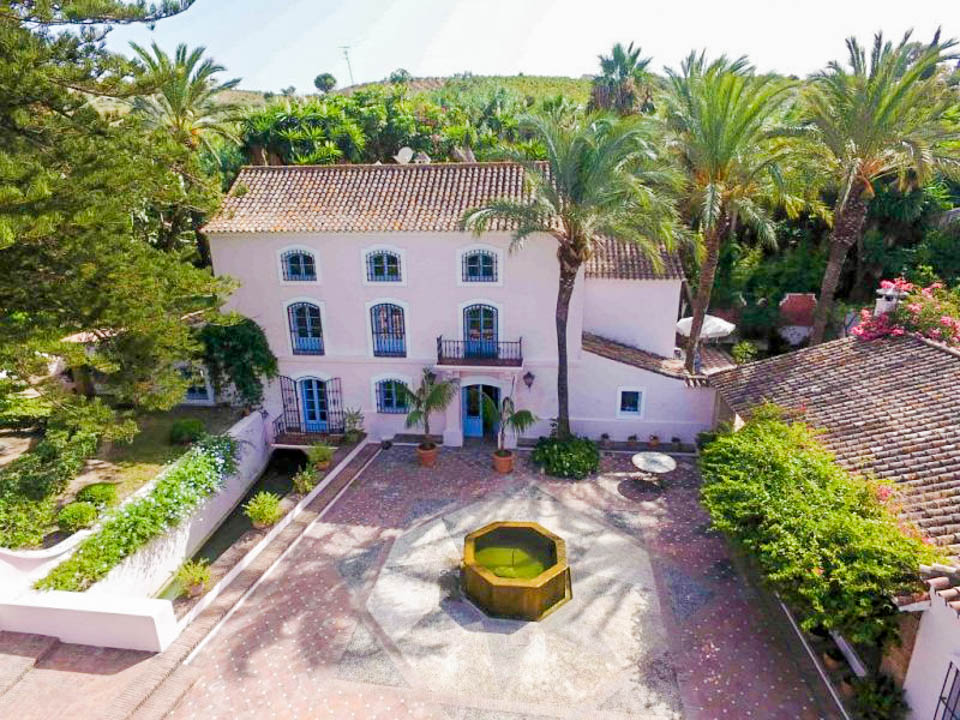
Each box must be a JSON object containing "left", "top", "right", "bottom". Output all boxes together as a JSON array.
[
  {"left": 281, "top": 250, "right": 317, "bottom": 281},
  {"left": 462, "top": 249, "right": 497, "bottom": 282},
  {"left": 370, "top": 303, "right": 406, "bottom": 357},
  {"left": 366, "top": 250, "right": 401, "bottom": 282},
  {"left": 287, "top": 302, "right": 324, "bottom": 355},
  {"left": 375, "top": 379, "right": 409, "bottom": 414}
]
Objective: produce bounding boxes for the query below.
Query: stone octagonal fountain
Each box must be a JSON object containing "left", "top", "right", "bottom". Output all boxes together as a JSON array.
[{"left": 461, "top": 521, "right": 572, "bottom": 621}]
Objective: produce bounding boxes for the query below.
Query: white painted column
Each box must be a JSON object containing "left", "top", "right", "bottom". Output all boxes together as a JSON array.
[{"left": 442, "top": 377, "right": 463, "bottom": 447}]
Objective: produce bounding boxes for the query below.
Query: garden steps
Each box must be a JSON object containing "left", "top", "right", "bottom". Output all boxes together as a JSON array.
[
  {"left": 0, "top": 632, "right": 58, "bottom": 698},
  {"left": 101, "top": 442, "right": 381, "bottom": 720}
]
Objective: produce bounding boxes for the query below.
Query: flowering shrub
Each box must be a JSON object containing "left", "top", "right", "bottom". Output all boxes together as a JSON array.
[
  {"left": 36, "top": 434, "right": 237, "bottom": 592},
  {"left": 699, "top": 407, "right": 939, "bottom": 645},
  {"left": 852, "top": 277, "right": 960, "bottom": 347},
  {"left": 532, "top": 436, "right": 600, "bottom": 479}
]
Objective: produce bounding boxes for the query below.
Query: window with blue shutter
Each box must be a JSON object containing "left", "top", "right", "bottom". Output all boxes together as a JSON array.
[
  {"left": 376, "top": 379, "right": 409, "bottom": 414},
  {"left": 462, "top": 250, "right": 497, "bottom": 282},
  {"left": 366, "top": 251, "right": 401, "bottom": 282},
  {"left": 281, "top": 250, "right": 317, "bottom": 281},
  {"left": 288, "top": 302, "right": 324, "bottom": 355}
]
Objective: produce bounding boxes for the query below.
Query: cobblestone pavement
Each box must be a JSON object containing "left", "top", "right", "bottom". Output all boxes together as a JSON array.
[{"left": 163, "top": 446, "right": 838, "bottom": 720}]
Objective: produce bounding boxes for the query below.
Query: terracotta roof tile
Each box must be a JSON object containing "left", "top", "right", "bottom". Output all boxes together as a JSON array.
[
  {"left": 779, "top": 293, "right": 817, "bottom": 327},
  {"left": 206, "top": 163, "right": 682, "bottom": 281},
  {"left": 713, "top": 335, "right": 960, "bottom": 557},
  {"left": 582, "top": 332, "right": 734, "bottom": 385},
  {"left": 584, "top": 239, "right": 684, "bottom": 281}
]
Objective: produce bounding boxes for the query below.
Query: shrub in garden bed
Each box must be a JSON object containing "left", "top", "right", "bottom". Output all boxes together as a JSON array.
[
  {"left": 292, "top": 467, "right": 318, "bottom": 495},
  {"left": 57, "top": 502, "right": 97, "bottom": 533},
  {"left": 699, "top": 407, "right": 938, "bottom": 646},
  {"left": 0, "top": 428, "right": 101, "bottom": 547},
  {"left": 244, "top": 491, "right": 284, "bottom": 528},
  {"left": 852, "top": 673, "right": 909, "bottom": 720},
  {"left": 169, "top": 418, "right": 205, "bottom": 445},
  {"left": 75, "top": 482, "right": 118, "bottom": 507},
  {"left": 531, "top": 436, "right": 599, "bottom": 480},
  {"left": 35, "top": 434, "right": 237, "bottom": 592}
]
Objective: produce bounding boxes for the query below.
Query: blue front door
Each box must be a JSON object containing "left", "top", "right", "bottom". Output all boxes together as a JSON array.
[
  {"left": 464, "top": 304, "right": 498, "bottom": 358},
  {"left": 300, "top": 378, "right": 328, "bottom": 433},
  {"left": 462, "top": 385, "right": 499, "bottom": 438},
  {"left": 463, "top": 386, "right": 483, "bottom": 438}
]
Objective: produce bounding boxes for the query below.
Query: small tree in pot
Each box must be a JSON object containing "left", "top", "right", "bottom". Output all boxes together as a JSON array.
[
  {"left": 402, "top": 369, "right": 457, "bottom": 467},
  {"left": 482, "top": 393, "right": 536, "bottom": 473}
]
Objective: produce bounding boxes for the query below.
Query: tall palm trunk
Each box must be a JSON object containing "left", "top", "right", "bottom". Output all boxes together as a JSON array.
[
  {"left": 554, "top": 261, "right": 580, "bottom": 439},
  {"left": 683, "top": 219, "right": 728, "bottom": 374},
  {"left": 810, "top": 183, "right": 870, "bottom": 345}
]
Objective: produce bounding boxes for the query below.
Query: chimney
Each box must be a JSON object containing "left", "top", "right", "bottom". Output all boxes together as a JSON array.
[{"left": 874, "top": 284, "right": 909, "bottom": 316}]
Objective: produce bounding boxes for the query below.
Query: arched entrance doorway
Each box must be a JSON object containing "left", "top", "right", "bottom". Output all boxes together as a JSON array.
[{"left": 462, "top": 384, "right": 500, "bottom": 439}]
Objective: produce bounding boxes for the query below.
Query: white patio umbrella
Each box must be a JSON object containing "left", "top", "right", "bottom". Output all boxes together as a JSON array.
[{"left": 675, "top": 315, "right": 735, "bottom": 339}]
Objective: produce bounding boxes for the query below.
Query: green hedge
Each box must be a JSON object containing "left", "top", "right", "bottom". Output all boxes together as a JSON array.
[
  {"left": 0, "top": 429, "right": 100, "bottom": 548},
  {"left": 699, "top": 407, "right": 938, "bottom": 645},
  {"left": 36, "top": 434, "right": 237, "bottom": 592}
]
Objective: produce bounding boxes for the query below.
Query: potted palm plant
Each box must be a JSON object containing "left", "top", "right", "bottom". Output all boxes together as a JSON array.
[
  {"left": 482, "top": 392, "right": 536, "bottom": 474},
  {"left": 402, "top": 369, "right": 457, "bottom": 468}
]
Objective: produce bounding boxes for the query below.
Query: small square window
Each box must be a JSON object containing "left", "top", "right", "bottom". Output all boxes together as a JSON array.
[{"left": 619, "top": 390, "right": 641, "bottom": 415}]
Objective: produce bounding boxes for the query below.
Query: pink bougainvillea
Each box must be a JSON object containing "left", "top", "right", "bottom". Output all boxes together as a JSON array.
[{"left": 852, "top": 278, "right": 960, "bottom": 348}]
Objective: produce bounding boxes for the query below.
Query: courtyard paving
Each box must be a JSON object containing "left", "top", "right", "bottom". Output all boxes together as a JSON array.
[{"left": 164, "top": 446, "right": 838, "bottom": 719}]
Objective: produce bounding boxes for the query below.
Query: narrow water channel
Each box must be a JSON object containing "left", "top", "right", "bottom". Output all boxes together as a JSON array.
[{"left": 157, "top": 449, "right": 306, "bottom": 600}]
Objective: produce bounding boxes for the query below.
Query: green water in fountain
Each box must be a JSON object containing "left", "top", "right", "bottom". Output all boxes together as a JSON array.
[{"left": 474, "top": 543, "right": 550, "bottom": 579}]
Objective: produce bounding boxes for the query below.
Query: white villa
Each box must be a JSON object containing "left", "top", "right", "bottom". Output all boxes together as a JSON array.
[{"left": 204, "top": 162, "right": 733, "bottom": 447}]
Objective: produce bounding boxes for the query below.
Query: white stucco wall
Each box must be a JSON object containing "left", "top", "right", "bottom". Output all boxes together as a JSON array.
[
  {"left": 904, "top": 599, "right": 960, "bottom": 719},
  {"left": 570, "top": 352, "right": 716, "bottom": 443},
  {"left": 210, "top": 230, "right": 712, "bottom": 443},
  {"left": 582, "top": 278, "right": 683, "bottom": 357},
  {"left": 210, "top": 230, "right": 583, "bottom": 367},
  {"left": 0, "top": 591, "right": 178, "bottom": 652},
  {"left": 89, "top": 411, "right": 272, "bottom": 598}
]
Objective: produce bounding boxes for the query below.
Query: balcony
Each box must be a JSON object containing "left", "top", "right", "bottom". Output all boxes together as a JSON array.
[{"left": 436, "top": 336, "right": 523, "bottom": 367}]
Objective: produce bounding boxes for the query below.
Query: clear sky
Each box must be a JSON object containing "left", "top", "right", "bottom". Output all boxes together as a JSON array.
[{"left": 104, "top": 0, "right": 952, "bottom": 92}]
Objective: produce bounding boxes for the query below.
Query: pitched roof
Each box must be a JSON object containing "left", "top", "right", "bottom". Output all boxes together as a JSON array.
[
  {"left": 712, "top": 335, "right": 960, "bottom": 558},
  {"left": 584, "top": 239, "right": 684, "bottom": 281},
  {"left": 582, "top": 332, "right": 734, "bottom": 386},
  {"left": 778, "top": 293, "right": 817, "bottom": 327},
  {"left": 205, "top": 163, "right": 683, "bottom": 281}
]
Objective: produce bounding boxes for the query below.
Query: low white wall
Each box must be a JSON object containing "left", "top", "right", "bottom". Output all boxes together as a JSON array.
[
  {"left": 903, "top": 597, "right": 960, "bottom": 719},
  {"left": 569, "top": 352, "right": 716, "bottom": 444},
  {"left": 0, "top": 530, "right": 92, "bottom": 593},
  {"left": 89, "top": 411, "right": 272, "bottom": 598},
  {"left": 0, "top": 590, "right": 178, "bottom": 652}
]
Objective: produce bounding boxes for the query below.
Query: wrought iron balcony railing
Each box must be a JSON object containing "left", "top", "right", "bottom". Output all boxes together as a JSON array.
[{"left": 436, "top": 336, "right": 523, "bottom": 367}]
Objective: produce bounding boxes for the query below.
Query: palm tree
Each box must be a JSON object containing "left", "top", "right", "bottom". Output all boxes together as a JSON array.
[
  {"left": 591, "top": 42, "right": 654, "bottom": 115},
  {"left": 802, "top": 31, "right": 960, "bottom": 344},
  {"left": 463, "top": 113, "right": 681, "bottom": 438},
  {"left": 401, "top": 368, "right": 458, "bottom": 450},
  {"left": 482, "top": 392, "right": 536, "bottom": 456},
  {"left": 130, "top": 41, "right": 241, "bottom": 152},
  {"left": 663, "top": 52, "right": 804, "bottom": 372}
]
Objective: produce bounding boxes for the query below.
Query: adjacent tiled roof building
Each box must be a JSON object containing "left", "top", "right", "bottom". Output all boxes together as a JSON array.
[
  {"left": 205, "top": 163, "right": 683, "bottom": 281},
  {"left": 712, "top": 335, "right": 960, "bottom": 558},
  {"left": 582, "top": 333, "right": 734, "bottom": 386}
]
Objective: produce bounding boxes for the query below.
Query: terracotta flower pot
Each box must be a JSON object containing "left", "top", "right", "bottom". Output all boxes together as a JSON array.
[
  {"left": 314, "top": 460, "right": 331, "bottom": 471},
  {"left": 417, "top": 444, "right": 438, "bottom": 468},
  {"left": 822, "top": 651, "right": 844, "bottom": 672},
  {"left": 186, "top": 582, "right": 206, "bottom": 599},
  {"left": 492, "top": 450, "right": 515, "bottom": 474},
  {"left": 649, "top": 436, "right": 660, "bottom": 448}
]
